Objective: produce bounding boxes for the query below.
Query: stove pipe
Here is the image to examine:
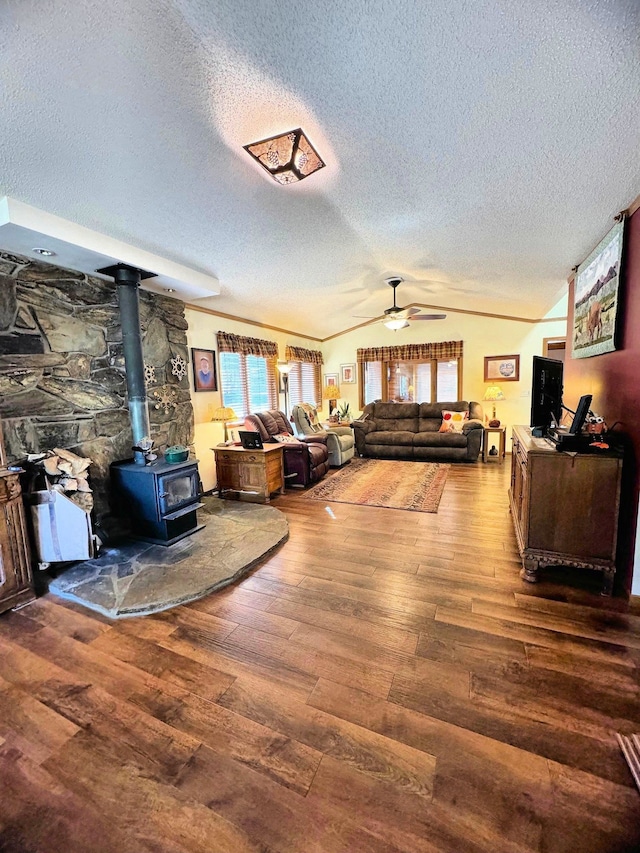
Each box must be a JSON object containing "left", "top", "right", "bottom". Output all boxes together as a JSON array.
[{"left": 97, "top": 263, "right": 157, "bottom": 465}]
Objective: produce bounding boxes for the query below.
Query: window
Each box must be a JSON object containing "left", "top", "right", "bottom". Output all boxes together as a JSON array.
[
  {"left": 358, "top": 342, "right": 463, "bottom": 405},
  {"left": 436, "top": 360, "right": 459, "bottom": 401},
  {"left": 219, "top": 352, "right": 277, "bottom": 417},
  {"left": 284, "top": 346, "right": 323, "bottom": 409},
  {"left": 217, "top": 332, "right": 278, "bottom": 418},
  {"left": 288, "top": 361, "right": 321, "bottom": 408},
  {"left": 363, "top": 361, "right": 383, "bottom": 404}
]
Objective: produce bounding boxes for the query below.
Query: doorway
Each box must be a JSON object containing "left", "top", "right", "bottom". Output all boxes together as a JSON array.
[{"left": 543, "top": 337, "right": 566, "bottom": 362}]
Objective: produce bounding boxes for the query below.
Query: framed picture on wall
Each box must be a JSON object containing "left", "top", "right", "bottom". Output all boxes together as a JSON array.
[
  {"left": 572, "top": 219, "right": 624, "bottom": 359},
  {"left": 191, "top": 348, "right": 217, "bottom": 392},
  {"left": 324, "top": 373, "right": 339, "bottom": 387},
  {"left": 340, "top": 363, "right": 356, "bottom": 384},
  {"left": 484, "top": 354, "right": 520, "bottom": 382}
]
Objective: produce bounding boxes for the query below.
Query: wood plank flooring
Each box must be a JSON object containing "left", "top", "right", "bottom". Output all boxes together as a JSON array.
[{"left": 1, "top": 461, "right": 639, "bottom": 852}]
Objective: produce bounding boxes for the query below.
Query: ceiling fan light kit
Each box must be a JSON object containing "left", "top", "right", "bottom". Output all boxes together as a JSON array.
[
  {"left": 355, "top": 277, "right": 447, "bottom": 330},
  {"left": 384, "top": 317, "right": 410, "bottom": 330}
]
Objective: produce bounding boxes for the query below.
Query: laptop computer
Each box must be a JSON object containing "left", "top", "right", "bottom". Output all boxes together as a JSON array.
[{"left": 238, "top": 430, "right": 264, "bottom": 450}]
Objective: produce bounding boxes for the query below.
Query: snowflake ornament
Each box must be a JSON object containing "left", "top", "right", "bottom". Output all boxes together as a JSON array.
[
  {"left": 144, "top": 362, "right": 156, "bottom": 386},
  {"left": 152, "top": 386, "right": 178, "bottom": 412},
  {"left": 170, "top": 354, "right": 187, "bottom": 382}
]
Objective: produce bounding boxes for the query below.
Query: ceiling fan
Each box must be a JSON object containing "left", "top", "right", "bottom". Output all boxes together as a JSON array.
[{"left": 353, "top": 277, "right": 447, "bottom": 330}]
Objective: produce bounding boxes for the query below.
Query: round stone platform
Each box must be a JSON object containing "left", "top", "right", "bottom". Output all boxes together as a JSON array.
[{"left": 47, "top": 497, "right": 288, "bottom": 618}]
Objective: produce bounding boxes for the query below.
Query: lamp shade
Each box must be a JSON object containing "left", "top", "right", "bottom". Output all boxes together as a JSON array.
[
  {"left": 211, "top": 406, "right": 237, "bottom": 443},
  {"left": 483, "top": 385, "right": 505, "bottom": 402},
  {"left": 211, "top": 406, "right": 236, "bottom": 422},
  {"left": 277, "top": 362, "right": 292, "bottom": 374},
  {"left": 322, "top": 385, "right": 339, "bottom": 401},
  {"left": 483, "top": 385, "right": 505, "bottom": 427}
]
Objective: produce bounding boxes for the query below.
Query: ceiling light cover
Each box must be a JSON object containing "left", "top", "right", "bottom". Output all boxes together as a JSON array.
[
  {"left": 384, "top": 318, "right": 410, "bottom": 330},
  {"left": 244, "top": 128, "right": 325, "bottom": 184}
]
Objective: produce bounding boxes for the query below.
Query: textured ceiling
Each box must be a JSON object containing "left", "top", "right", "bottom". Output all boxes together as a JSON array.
[{"left": 1, "top": 0, "right": 639, "bottom": 338}]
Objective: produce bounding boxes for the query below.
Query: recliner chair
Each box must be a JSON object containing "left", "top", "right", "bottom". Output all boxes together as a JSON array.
[
  {"left": 243, "top": 409, "right": 330, "bottom": 487},
  {"left": 291, "top": 403, "right": 355, "bottom": 468}
]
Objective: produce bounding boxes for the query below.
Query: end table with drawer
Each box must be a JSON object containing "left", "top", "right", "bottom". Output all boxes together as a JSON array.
[{"left": 212, "top": 444, "right": 285, "bottom": 503}]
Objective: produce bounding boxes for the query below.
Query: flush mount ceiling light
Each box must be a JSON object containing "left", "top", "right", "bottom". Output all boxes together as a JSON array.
[
  {"left": 243, "top": 128, "right": 325, "bottom": 185},
  {"left": 32, "top": 247, "right": 56, "bottom": 256}
]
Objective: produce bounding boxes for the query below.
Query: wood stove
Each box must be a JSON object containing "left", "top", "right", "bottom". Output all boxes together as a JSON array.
[
  {"left": 110, "top": 458, "right": 203, "bottom": 545},
  {"left": 98, "top": 262, "right": 203, "bottom": 546}
]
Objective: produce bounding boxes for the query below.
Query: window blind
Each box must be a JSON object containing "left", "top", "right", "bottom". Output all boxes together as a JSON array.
[
  {"left": 217, "top": 332, "right": 278, "bottom": 417},
  {"left": 288, "top": 362, "right": 320, "bottom": 408}
]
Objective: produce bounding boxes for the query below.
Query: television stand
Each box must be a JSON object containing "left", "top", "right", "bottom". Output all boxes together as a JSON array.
[{"left": 509, "top": 425, "right": 623, "bottom": 594}]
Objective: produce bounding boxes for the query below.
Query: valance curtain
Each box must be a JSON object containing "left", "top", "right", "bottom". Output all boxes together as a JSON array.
[
  {"left": 357, "top": 341, "right": 463, "bottom": 363},
  {"left": 217, "top": 332, "right": 278, "bottom": 359},
  {"left": 285, "top": 345, "right": 323, "bottom": 365},
  {"left": 216, "top": 331, "right": 278, "bottom": 414}
]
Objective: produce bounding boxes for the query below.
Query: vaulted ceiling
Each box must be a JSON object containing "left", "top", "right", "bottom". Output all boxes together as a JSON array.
[{"left": 1, "top": 0, "right": 639, "bottom": 338}]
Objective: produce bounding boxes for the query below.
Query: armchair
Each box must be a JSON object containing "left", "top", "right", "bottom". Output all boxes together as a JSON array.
[
  {"left": 244, "top": 409, "right": 330, "bottom": 487},
  {"left": 292, "top": 403, "right": 355, "bottom": 468}
]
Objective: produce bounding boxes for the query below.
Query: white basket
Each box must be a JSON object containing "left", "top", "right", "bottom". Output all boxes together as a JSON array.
[{"left": 30, "top": 488, "right": 96, "bottom": 565}]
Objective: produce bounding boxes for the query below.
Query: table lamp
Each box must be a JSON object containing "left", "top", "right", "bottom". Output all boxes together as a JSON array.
[
  {"left": 211, "top": 406, "right": 237, "bottom": 443},
  {"left": 483, "top": 385, "right": 505, "bottom": 427},
  {"left": 322, "top": 384, "right": 339, "bottom": 415}
]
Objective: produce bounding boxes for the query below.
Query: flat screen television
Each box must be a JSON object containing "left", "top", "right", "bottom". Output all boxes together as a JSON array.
[{"left": 530, "top": 356, "right": 564, "bottom": 432}]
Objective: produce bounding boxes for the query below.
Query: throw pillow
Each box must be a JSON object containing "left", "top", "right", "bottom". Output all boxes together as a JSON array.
[
  {"left": 274, "top": 434, "right": 301, "bottom": 443},
  {"left": 439, "top": 410, "right": 469, "bottom": 433}
]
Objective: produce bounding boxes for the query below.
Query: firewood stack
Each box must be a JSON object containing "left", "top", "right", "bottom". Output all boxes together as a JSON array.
[{"left": 38, "top": 448, "right": 93, "bottom": 514}]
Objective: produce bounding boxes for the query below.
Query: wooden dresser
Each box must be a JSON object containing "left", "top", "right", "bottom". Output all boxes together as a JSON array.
[
  {"left": 0, "top": 467, "right": 35, "bottom": 614},
  {"left": 213, "top": 445, "right": 285, "bottom": 503},
  {"left": 509, "top": 425, "right": 622, "bottom": 594}
]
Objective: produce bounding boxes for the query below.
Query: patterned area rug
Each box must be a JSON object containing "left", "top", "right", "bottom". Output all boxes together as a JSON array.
[{"left": 306, "top": 458, "right": 449, "bottom": 513}]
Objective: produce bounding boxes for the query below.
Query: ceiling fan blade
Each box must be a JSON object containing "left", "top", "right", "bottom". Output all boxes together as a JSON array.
[
  {"left": 410, "top": 314, "right": 447, "bottom": 320},
  {"left": 406, "top": 307, "right": 421, "bottom": 316},
  {"left": 352, "top": 314, "right": 379, "bottom": 319}
]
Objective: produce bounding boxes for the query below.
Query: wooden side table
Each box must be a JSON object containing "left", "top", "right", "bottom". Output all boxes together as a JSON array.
[
  {"left": 482, "top": 426, "right": 506, "bottom": 463},
  {"left": 212, "top": 445, "right": 285, "bottom": 503}
]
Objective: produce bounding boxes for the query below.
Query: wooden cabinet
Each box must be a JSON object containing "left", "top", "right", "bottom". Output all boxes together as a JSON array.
[
  {"left": 0, "top": 468, "right": 35, "bottom": 614},
  {"left": 213, "top": 445, "right": 284, "bottom": 503},
  {"left": 509, "top": 425, "right": 622, "bottom": 594}
]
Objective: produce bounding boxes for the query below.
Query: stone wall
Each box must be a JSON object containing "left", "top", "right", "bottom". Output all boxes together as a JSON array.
[{"left": 0, "top": 251, "right": 194, "bottom": 519}]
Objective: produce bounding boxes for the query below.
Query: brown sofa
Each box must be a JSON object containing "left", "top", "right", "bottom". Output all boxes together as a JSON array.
[{"left": 352, "top": 401, "right": 484, "bottom": 462}]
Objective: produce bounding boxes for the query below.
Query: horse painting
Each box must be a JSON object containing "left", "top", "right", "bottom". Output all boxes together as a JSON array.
[{"left": 586, "top": 300, "right": 603, "bottom": 342}]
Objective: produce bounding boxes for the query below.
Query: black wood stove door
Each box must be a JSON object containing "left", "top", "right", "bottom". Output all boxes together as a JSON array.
[{"left": 157, "top": 467, "right": 199, "bottom": 517}]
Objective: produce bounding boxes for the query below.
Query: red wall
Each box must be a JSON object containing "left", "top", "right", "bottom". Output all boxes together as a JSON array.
[{"left": 564, "top": 207, "right": 640, "bottom": 593}]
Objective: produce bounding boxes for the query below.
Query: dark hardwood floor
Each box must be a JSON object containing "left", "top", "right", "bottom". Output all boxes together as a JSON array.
[{"left": 1, "top": 461, "right": 639, "bottom": 853}]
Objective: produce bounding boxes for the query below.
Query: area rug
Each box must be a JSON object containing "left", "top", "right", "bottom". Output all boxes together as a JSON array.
[
  {"left": 306, "top": 458, "right": 449, "bottom": 513},
  {"left": 47, "top": 497, "right": 288, "bottom": 619}
]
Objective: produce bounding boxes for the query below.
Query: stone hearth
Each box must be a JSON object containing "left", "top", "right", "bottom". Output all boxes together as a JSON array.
[{"left": 47, "top": 497, "right": 288, "bottom": 618}]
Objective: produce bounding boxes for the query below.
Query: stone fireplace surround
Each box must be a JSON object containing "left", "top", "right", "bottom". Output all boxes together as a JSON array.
[{"left": 0, "top": 250, "right": 194, "bottom": 524}]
